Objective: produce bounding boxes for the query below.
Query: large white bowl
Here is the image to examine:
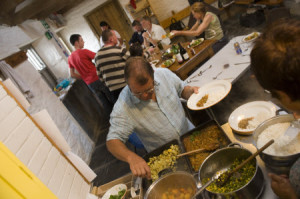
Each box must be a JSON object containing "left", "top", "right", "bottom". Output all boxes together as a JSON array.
[{"left": 228, "top": 101, "right": 276, "bottom": 135}]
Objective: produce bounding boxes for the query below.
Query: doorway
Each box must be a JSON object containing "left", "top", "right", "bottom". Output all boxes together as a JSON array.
[{"left": 85, "top": 0, "right": 133, "bottom": 48}]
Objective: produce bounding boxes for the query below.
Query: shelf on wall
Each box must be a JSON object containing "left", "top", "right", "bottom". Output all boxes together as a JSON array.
[
  {"left": 54, "top": 26, "right": 66, "bottom": 33},
  {"left": 17, "top": 37, "right": 40, "bottom": 49}
]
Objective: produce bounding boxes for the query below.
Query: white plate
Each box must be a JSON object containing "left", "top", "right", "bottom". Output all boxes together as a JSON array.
[
  {"left": 242, "top": 32, "right": 260, "bottom": 43},
  {"left": 102, "top": 184, "right": 127, "bottom": 199},
  {"left": 187, "top": 80, "right": 232, "bottom": 110},
  {"left": 228, "top": 101, "right": 276, "bottom": 135}
]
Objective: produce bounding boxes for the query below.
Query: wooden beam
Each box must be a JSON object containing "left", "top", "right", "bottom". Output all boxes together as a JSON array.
[
  {"left": 160, "top": 7, "right": 191, "bottom": 29},
  {"left": 2, "top": 51, "right": 27, "bottom": 68}
]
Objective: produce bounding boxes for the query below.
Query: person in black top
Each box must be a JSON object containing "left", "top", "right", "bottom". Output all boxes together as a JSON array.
[{"left": 129, "top": 20, "right": 146, "bottom": 46}]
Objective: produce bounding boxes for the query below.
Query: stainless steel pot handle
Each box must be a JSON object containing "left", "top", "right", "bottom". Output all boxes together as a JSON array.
[
  {"left": 276, "top": 108, "right": 290, "bottom": 115},
  {"left": 227, "top": 142, "right": 242, "bottom": 148}
]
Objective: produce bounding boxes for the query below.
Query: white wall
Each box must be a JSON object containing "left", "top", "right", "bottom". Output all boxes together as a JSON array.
[
  {"left": 0, "top": 20, "right": 70, "bottom": 80},
  {"left": 0, "top": 22, "right": 94, "bottom": 162},
  {"left": 60, "top": 0, "right": 107, "bottom": 53},
  {"left": 60, "top": 0, "right": 132, "bottom": 53}
]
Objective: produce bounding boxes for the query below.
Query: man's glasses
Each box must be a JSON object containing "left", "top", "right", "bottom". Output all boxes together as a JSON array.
[
  {"left": 132, "top": 87, "right": 155, "bottom": 97},
  {"left": 131, "top": 81, "right": 158, "bottom": 97}
]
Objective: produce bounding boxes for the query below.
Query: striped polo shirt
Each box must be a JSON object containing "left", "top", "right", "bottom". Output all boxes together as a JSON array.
[{"left": 95, "top": 46, "right": 130, "bottom": 91}]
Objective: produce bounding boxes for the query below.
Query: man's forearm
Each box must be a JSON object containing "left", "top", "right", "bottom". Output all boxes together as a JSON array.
[
  {"left": 106, "top": 139, "right": 137, "bottom": 162},
  {"left": 181, "top": 86, "right": 195, "bottom": 100}
]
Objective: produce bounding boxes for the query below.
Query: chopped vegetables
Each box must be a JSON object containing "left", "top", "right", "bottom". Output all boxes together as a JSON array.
[
  {"left": 109, "top": 189, "right": 126, "bottom": 199},
  {"left": 183, "top": 125, "right": 230, "bottom": 172},
  {"left": 203, "top": 158, "right": 256, "bottom": 193},
  {"left": 147, "top": 145, "right": 180, "bottom": 181}
]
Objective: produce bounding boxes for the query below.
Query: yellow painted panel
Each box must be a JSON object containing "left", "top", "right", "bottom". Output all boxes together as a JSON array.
[
  {"left": 0, "top": 177, "right": 24, "bottom": 199},
  {"left": 0, "top": 141, "right": 57, "bottom": 199}
]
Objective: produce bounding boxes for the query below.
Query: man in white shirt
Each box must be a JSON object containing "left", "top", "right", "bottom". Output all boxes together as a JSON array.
[{"left": 140, "top": 16, "right": 171, "bottom": 47}]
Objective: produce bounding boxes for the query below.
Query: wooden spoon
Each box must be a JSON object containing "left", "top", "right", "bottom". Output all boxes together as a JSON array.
[
  {"left": 177, "top": 143, "right": 219, "bottom": 158},
  {"left": 216, "top": 139, "right": 274, "bottom": 187}
]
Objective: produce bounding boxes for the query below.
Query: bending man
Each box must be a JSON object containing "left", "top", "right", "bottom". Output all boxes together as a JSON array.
[{"left": 106, "top": 57, "right": 198, "bottom": 178}]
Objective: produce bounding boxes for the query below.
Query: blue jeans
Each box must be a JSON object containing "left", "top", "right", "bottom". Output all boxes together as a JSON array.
[{"left": 88, "top": 80, "right": 113, "bottom": 117}]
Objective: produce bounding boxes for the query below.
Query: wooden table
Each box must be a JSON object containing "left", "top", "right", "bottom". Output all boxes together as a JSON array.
[{"left": 151, "top": 39, "right": 216, "bottom": 80}]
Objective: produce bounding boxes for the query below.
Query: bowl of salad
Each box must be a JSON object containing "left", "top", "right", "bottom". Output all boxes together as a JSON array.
[
  {"left": 161, "top": 59, "right": 175, "bottom": 68},
  {"left": 102, "top": 184, "right": 127, "bottom": 199},
  {"left": 188, "top": 38, "right": 204, "bottom": 48}
]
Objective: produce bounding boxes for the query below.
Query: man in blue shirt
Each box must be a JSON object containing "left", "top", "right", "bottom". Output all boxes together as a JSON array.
[
  {"left": 106, "top": 57, "right": 198, "bottom": 179},
  {"left": 129, "top": 20, "right": 146, "bottom": 46}
]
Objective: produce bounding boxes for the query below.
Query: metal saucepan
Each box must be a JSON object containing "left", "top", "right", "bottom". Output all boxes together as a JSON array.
[
  {"left": 253, "top": 114, "right": 300, "bottom": 174},
  {"left": 198, "top": 144, "right": 265, "bottom": 199},
  {"left": 144, "top": 171, "right": 198, "bottom": 199}
]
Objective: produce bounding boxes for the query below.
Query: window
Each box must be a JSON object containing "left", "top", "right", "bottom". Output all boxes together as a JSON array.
[{"left": 26, "top": 47, "right": 46, "bottom": 71}]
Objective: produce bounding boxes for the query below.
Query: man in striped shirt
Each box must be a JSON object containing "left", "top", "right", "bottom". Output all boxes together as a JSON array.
[{"left": 95, "top": 30, "right": 130, "bottom": 103}]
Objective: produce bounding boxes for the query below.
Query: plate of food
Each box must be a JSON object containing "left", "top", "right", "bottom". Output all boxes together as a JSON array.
[
  {"left": 188, "top": 38, "right": 204, "bottom": 48},
  {"left": 242, "top": 32, "right": 260, "bottom": 43},
  {"left": 228, "top": 101, "right": 276, "bottom": 135},
  {"left": 102, "top": 184, "right": 127, "bottom": 199},
  {"left": 161, "top": 58, "right": 175, "bottom": 68},
  {"left": 187, "top": 80, "right": 232, "bottom": 110}
]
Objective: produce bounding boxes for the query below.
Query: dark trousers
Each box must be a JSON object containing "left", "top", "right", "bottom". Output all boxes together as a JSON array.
[
  {"left": 212, "top": 36, "right": 229, "bottom": 54},
  {"left": 88, "top": 80, "right": 113, "bottom": 117},
  {"left": 110, "top": 87, "right": 123, "bottom": 104}
]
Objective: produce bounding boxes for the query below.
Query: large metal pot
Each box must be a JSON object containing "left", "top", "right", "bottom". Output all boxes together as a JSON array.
[
  {"left": 198, "top": 145, "right": 265, "bottom": 199},
  {"left": 253, "top": 114, "right": 300, "bottom": 174},
  {"left": 144, "top": 171, "right": 197, "bottom": 199}
]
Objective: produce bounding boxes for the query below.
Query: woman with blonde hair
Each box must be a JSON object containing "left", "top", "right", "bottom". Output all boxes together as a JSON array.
[{"left": 172, "top": 2, "right": 227, "bottom": 52}]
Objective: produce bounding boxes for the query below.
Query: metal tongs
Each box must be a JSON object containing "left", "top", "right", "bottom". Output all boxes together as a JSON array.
[{"left": 131, "top": 177, "right": 142, "bottom": 197}]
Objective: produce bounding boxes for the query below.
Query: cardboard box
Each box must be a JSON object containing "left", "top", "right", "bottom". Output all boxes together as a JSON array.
[{"left": 97, "top": 173, "right": 143, "bottom": 199}]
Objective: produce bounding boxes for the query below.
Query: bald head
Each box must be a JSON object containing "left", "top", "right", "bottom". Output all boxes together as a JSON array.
[{"left": 125, "top": 57, "right": 154, "bottom": 86}]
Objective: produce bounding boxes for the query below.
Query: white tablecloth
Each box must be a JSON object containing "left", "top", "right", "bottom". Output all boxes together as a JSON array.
[{"left": 185, "top": 36, "right": 252, "bottom": 86}]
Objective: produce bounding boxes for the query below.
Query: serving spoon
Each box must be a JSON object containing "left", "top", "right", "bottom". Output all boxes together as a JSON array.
[{"left": 177, "top": 143, "right": 219, "bottom": 158}]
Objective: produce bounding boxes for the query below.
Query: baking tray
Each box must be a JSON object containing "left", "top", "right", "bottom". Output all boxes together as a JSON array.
[
  {"left": 143, "top": 139, "right": 191, "bottom": 190},
  {"left": 180, "top": 119, "right": 232, "bottom": 173}
]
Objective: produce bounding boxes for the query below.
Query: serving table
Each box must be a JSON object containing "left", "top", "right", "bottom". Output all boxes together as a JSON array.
[
  {"left": 151, "top": 39, "right": 216, "bottom": 80},
  {"left": 184, "top": 35, "right": 252, "bottom": 123},
  {"left": 185, "top": 35, "right": 251, "bottom": 87}
]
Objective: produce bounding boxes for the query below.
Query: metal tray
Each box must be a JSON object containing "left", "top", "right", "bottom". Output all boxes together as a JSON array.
[{"left": 180, "top": 120, "right": 232, "bottom": 173}]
